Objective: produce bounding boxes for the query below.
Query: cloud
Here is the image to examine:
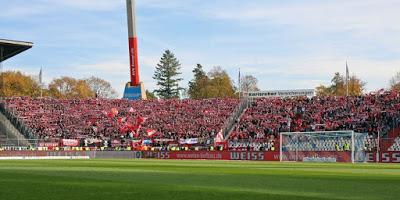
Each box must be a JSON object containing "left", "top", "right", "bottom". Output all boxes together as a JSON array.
[{"left": 2, "top": 0, "right": 399, "bottom": 96}]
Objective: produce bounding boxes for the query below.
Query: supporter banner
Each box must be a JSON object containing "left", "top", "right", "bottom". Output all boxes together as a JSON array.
[
  {"left": 61, "top": 139, "right": 79, "bottom": 147},
  {"left": 38, "top": 142, "right": 59, "bottom": 147},
  {"left": 142, "top": 140, "right": 152, "bottom": 145},
  {"left": 179, "top": 138, "right": 198, "bottom": 144},
  {"left": 154, "top": 138, "right": 175, "bottom": 142},
  {"left": 111, "top": 140, "right": 121, "bottom": 147},
  {"left": 86, "top": 138, "right": 102, "bottom": 144}
]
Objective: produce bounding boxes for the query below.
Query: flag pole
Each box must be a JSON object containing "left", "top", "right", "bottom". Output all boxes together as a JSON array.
[
  {"left": 346, "top": 61, "right": 349, "bottom": 96},
  {"left": 238, "top": 67, "right": 241, "bottom": 99},
  {"left": 39, "top": 67, "right": 43, "bottom": 98}
]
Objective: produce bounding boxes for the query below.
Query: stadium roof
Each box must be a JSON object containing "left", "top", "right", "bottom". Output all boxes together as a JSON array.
[{"left": 0, "top": 39, "right": 33, "bottom": 62}]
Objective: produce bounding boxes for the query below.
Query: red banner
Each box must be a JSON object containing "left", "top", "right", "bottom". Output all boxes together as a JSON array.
[
  {"left": 61, "top": 139, "right": 79, "bottom": 147},
  {"left": 38, "top": 142, "right": 59, "bottom": 147}
]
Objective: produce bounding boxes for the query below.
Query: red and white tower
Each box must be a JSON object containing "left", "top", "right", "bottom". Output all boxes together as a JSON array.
[
  {"left": 123, "top": 0, "right": 145, "bottom": 100},
  {"left": 127, "top": 0, "right": 139, "bottom": 86}
]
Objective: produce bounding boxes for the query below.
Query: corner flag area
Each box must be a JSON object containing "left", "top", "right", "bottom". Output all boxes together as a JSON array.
[{"left": 0, "top": 159, "right": 399, "bottom": 200}]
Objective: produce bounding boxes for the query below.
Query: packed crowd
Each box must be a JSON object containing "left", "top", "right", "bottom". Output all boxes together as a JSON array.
[
  {"left": 2, "top": 97, "right": 239, "bottom": 146},
  {"left": 230, "top": 92, "right": 400, "bottom": 150},
  {"left": 1, "top": 92, "right": 399, "bottom": 151}
]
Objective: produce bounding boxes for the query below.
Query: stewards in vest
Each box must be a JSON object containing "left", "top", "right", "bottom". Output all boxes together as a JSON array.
[
  {"left": 335, "top": 143, "right": 340, "bottom": 151},
  {"left": 344, "top": 143, "right": 350, "bottom": 151}
]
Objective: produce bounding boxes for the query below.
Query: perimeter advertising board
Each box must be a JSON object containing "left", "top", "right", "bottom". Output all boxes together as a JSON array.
[{"left": 0, "top": 151, "right": 399, "bottom": 163}]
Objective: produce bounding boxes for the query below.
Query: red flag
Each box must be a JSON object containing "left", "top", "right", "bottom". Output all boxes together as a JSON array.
[
  {"left": 107, "top": 112, "right": 114, "bottom": 118},
  {"left": 125, "top": 122, "right": 139, "bottom": 132},
  {"left": 136, "top": 116, "right": 146, "bottom": 125},
  {"left": 111, "top": 108, "right": 119, "bottom": 116},
  {"left": 117, "top": 117, "right": 126, "bottom": 123},
  {"left": 146, "top": 129, "right": 157, "bottom": 137},
  {"left": 215, "top": 130, "right": 224, "bottom": 144}
]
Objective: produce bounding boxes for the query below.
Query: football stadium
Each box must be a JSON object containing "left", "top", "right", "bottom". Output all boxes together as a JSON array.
[{"left": 1, "top": 0, "right": 400, "bottom": 199}]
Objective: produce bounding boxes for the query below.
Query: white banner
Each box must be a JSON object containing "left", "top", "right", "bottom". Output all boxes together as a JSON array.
[{"left": 179, "top": 138, "right": 199, "bottom": 144}]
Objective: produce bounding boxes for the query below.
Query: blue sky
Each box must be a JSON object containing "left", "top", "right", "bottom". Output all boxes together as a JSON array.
[{"left": 1, "top": 0, "right": 399, "bottom": 97}]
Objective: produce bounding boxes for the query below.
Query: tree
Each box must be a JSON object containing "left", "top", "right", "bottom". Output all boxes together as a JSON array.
[
  {"left": 316, "top": 72, "right": 366, "bottom": 96},
  {"left": 207, "top": 66, "right": 236, "bottom": 98},
  {"left": 390, "top": 71, "right": 400, "bottom": 92},
  {"left": 145, "top": 90, "right": 157, "bottom": 99},
  {"left": 0, "top": 71, "right": 41, "bottom": 97},
  {"left": 330, "top": 72, "right": 346, "bottom": 96},
  {"left": 315, "top": 85, "right": 331, "bottom": 96},
  {"left": 188, "top": 64, "right": 209, "bottom": 99},
  {"left": 153, "top": 50, "right": 183, "bottom": 99},
  {"left": 348, "top": 75, "right": 365, "bottom": 96},
  {"left": 240, "top": 75, "right": 259, "bottom": 93},
  {"left": 48, "top": 76, "right": 94, "bottom": 99},
  {"left": 84, "top": 76, "right": 118, "bottom": 99}
]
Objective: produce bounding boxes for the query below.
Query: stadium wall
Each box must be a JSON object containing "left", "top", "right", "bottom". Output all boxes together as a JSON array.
[{"left": 0, "top": 151, "right": 399, "bottom": 163}]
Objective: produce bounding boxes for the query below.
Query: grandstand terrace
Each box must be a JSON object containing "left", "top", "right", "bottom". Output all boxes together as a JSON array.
[
  {"left": 0, "top": 92, "right": 399, "bottom": 151},
  {"left": 1, "top": 97, "right": 239, "bottom": 148},
  {"left": 230, "top": 92, "right": 400, "bottom": 151}
]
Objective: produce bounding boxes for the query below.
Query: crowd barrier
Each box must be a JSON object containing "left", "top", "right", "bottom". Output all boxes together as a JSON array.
[{"left": 0, "top": 150, "right": 399, "bottom": 163}]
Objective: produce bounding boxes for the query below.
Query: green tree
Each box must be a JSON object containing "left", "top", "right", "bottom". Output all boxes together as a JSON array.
[
  {"left": 188, "top": 64, "right": 209, "bottom": 99},
  {"left": 153, "top": 50, "right": 183, "bottom": 99},
  {"left": 84, "top": 76, "right": 117, "bottom": 99},
  {"left": 145, "top": 90, "right": 157, "bottom": 99}
]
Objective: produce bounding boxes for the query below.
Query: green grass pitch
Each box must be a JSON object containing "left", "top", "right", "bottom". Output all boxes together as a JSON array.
[{"left": 0, "top": 159, "right": 400, "bottom": 200}]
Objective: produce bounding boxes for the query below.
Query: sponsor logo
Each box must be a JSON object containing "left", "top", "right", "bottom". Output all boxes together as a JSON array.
[
  {"left": 303, "top": 156, "right": 337, "bottom": 162},
  {"left": 365, "top": 152, "right": 400, "bottom": 163},
  {"left": 230, "top": 152, "right": 265, "bottom": 160},
  {"left": 175, "top": 152, "right": 222, "bottom": 159}
]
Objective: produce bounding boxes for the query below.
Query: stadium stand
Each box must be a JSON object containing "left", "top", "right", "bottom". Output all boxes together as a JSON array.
[
  {"left": 0, "top": 92, "right": 398, "bottom": 151},
  {"left": 1, "top": 97, "right": 239, "bottom": 147},
  {"left": 230, "top": 92, "right": 400, "bottom": 151}
]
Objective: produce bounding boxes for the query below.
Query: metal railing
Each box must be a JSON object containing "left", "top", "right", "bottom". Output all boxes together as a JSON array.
[
  {"left": 221, "top": 97, "right": 250, "bottom": 140},
  {"left": 0, "top": 102, "right": 37, "bottom": 140}
]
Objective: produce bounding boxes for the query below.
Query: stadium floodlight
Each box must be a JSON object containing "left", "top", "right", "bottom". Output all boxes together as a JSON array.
[
  {"left": 123, "top": 0, "right": 146, "bottom": 100},
  {"left": 280, "top": 131, "right": 368, "bottom": 163}
]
